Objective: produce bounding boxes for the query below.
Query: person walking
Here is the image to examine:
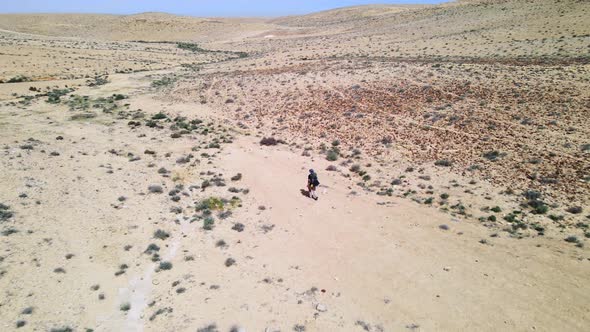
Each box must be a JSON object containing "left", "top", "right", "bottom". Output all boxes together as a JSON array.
[{"left": 307, "top": 169, "right": 320, "bottom": 200}]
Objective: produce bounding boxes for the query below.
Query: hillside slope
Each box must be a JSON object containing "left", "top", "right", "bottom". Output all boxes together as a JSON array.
[{"left": 0, "top": 13, "right": 272, "bottom": 42}]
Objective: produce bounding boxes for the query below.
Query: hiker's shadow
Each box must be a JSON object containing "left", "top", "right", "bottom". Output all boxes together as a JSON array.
[{"left": 300, "top": 189, "right": 310, "bottom": 197}]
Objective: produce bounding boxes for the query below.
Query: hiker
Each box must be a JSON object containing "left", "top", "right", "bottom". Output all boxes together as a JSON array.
[{"left": 307, "top": 169, "right": 320, "bottom": 200}]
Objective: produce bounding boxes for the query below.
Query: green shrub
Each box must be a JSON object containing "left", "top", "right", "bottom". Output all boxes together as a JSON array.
[
  {"left": 145, "top": 243, "right": 160, "bottom": 254},
  {"left": 153, "top": 229, "right": 170, "bottom": 240},
  {"left": 87, "top": 76, "right": 109, "bottom": 86},
  {"left": 49, "top": 327, "right": 74, "bottom": 332},
  {"left": 225, "top": 258, "right": 236, "bottom": 267},
  {"left": 0, "top": 203, "right": 13, "bottom": 221},
  {"left": 158, "top": 261, "right": 173, "bottom": 270},
  {"left": 7, "top": 75, "right": 29, "bottom": 83},
  {"left": 528, "top": 200, "right": 549, "bottom": 214},
  {"left": 46, "top": 88, "right": 73, "bottom": 104},
  {"left": 152, "top": 112, "right": 167, "bottom": 120},
  {"left": 177, "top": 42, "right": 207, "bottom": 52},
  {"left": 504, "top": 213, "right": 519, "bottom": 223},
  {"left": 326, "top": 150, "right": 339, "bottom": 161},
  {"left": 120, "top": 303, "right": 131, "bottom": 311},
  {"left": 523, "top": 190, "right": 541, "bottom": 200},
  {"left": 151, "top": 77, "right": 176, "bottom": 88},
  {"left": 203, "top": 217, "right": 215, "bottom": 230},
  {"left": 196, "top": 197, "right": 224, "bottom": 211},
  {"left": 260, "top": 137, "right": 279, "bottom": 146}
]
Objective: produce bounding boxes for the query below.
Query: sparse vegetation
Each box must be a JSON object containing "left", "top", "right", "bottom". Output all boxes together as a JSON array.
[
  {"left": 151, "top": 76, "right": 176, "bottom": 88},
  {"left": 0, "top": 203, "right": 14, "bottom": 221},
  {"left": 21, "top": 307, "right": 33, "bottom": 314},
  {"left": 50, "top": 327, "right": 74, "bottom": 332},
  {"left": 7, "top": 75, "right": 29, "bottom": 83},
  {"left": 232, "top": 223, "right": 245, "bottom": 232},
  {"left": 326, "top": 150, "right": 339, "bottom": 161},
  {"left": 293, "top": 324, "right": 306, "bottom": 332},
  {"left": 196, "top": 197, "right": 225, "bottom": 211},
  {"left": 148, "top": 185, "right": 163, "bottom": 193},
  {"left": 203, "top": 217, "right": 215, "bottom": 230},
  {"left": 483, "top": 151, "right": 505, "bottom": 161},
  {"left": 120, "top": 302, "right": 131, "bottom": 312},
  {"left": 434, "top": 159, "right": 452, "bottom": 167},
  {"left": 260, "top": 137, "right": 282, "bottom": 146},
  {"left": 225, "top": 257, "right": 236, "bottom": 267},
  {"left": 47, "top": 88, "right": 73, "bottom": 103},
  {"left": 158, "top": 261, "right": 173, "bottom": 271},
  {"left": 197, "top": 324, "right": 219, "bottom": 332},
  {"left": 154, "top": 229, "right": 170, "bottom": 240}
]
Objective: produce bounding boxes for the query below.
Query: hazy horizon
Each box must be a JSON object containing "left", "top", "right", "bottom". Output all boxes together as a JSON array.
[{"left": 0, "top": 0, "right": 446, "bottom": 17}]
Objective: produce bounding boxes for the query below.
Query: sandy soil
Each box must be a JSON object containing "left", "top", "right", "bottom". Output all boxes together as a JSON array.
[{"left": 0, "top": 0, "right": 589, "bottom": 331}]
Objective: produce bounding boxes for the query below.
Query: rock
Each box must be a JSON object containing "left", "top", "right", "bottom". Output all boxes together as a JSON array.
[
  {"left": 443, "top": 266, "right": 451, "bottom": 272},
  {"left": 316, "top": 303, "right": 328, "bottom": 312}
]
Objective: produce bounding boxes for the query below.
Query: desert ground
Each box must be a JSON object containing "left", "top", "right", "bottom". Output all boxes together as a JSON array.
[{"left": 0, "top": 0, "right": 589, "bottom": 331}]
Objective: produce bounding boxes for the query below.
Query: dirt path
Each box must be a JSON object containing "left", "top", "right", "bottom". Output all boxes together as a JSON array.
[{"left": 208, "top": 136, "right": 590, "bottom": 331}]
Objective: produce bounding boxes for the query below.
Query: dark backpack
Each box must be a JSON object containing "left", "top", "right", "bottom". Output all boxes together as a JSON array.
[{"left": 310, "top": 173, "right": 320, "bottom": 186}]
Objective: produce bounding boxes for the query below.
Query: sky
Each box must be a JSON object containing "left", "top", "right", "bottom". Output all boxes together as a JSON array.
[{"left": 0, "top": 0, "right": 445, "bottom": 17}]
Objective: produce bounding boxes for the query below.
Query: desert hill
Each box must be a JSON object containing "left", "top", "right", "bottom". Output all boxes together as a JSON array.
[
  {"left": 267, "top": 0, "right": 590, "bottom": 60},
  {"left": 269, "top": 4, "right": 424, "bottom": 27},
  {"left": 0, "top": 12, "right": 273, "bottom": 42}
]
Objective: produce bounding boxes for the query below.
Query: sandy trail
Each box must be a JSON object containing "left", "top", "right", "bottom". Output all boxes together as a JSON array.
[{"left": 212, "top": 136, "right": 590, "bottom": 331}]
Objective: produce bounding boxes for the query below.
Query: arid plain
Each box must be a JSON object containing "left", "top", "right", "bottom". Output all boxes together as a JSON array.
[{"left": 0, "top": 0, "right": 589, "bottom": 331}]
